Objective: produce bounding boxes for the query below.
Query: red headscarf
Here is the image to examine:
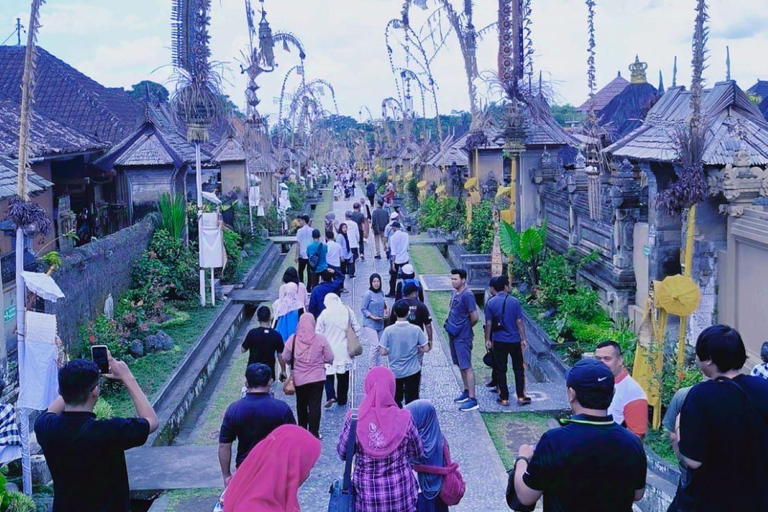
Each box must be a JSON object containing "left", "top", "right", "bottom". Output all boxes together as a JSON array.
[
  {"left": 356, "top": 366, "right": 412, "bottom": 458},
  {"left": 223, "top": 424, "right": 321, "bottom": 512}
]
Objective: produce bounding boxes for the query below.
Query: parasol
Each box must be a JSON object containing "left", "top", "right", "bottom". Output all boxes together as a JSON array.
[
  {"left": 496, "top": 186, "right": 512, "bottom": 199},
  {"left": 464, "top": 177, "right": 478, "bottom": 190},
  {"left": 654, "top": 274, "right": 701, "bottom": 317},
  {"left": 435, "top": 185, "right": 446, "bottom": 195},
  {"left": 21, "top": 272, "right": 65, "bottom": 302},
  {"left": 417, "top": 180, "right": 427, "bottom": 189},
  {"left": 202, "top": 191, "right": 222, "bottom": 205}
]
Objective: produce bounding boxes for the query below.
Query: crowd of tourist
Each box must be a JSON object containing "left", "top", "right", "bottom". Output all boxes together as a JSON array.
[{"left": 29, "top": 172, "right": 768, "bottom": 512}]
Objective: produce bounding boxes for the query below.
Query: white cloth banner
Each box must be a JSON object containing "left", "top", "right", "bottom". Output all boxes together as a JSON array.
[
  {"left": 249, "top": 186, "right": 260, "bottom": 207},
  {"left": 25, "top": 311, "right": 57, "bottom": 345},
  {"left": 199, "top": 213, "right": 225, "bottom": 269},
  {"left": 17, "top": 341, "right": 59, "bottom": 410}
]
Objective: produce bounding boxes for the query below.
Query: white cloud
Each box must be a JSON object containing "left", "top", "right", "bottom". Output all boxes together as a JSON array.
[{"left": 3, "top": 0, "right": 767, "bottom": 116}]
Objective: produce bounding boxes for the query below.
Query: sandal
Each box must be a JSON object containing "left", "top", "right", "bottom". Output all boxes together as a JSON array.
[{"left": 517, "top": 397, "right": 532, "bottom": 406}]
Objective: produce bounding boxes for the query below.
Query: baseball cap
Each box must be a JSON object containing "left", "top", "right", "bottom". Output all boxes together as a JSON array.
[
  {"left": 566, "top": 358, "right": 614, "bottom": 396},
  {"left": 391, "top": 221, "right": 401, "bottom": 229},
  {"left": 401, "top": 264, "right": 414, "bottom": 275},
  {"left": 390, "top": 212, "right": 399, "bottom": 220},
  {"left": 403, "top": 282, "right": 418, "bottom": 297}
]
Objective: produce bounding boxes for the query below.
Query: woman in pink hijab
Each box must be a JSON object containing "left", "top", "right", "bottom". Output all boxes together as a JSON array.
[
  {"left": 224, "top": 424, "right": 321, "bottom": 512},
  {"left": 336, "top": 366, "right": 424, "bottom": 512}
]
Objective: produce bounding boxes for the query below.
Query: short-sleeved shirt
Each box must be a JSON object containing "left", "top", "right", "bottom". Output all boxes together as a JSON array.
[
  {"left": 379, "top": 321, "right": 428, "bottom": 379},
  {"left": 307, "top": 241, "right": 328, "bottom": 273},
  {"left": 447, "top": 288, "right": 477, "bottom": 340},
  {"left": 350, "top": 211, "right": 366, "bottom": 233},
  {"left": 326, "top": 240, "right": 342, "bottom": 267},
  {"left": 219, "top": 393, "right": 296, "bottom": 467},
  {"left": 483, "top": 292, "right": 523, "bottom": 343},
  {"left": 678, "top": 375, "right": 768, "bottom": 511},
  {"left": 35, "top": 411, "right": 150, "bottom": 512},
  {"left": 389, "top": 231, "right": 410, "bottom": 264},
  {"left": 388, "top": 297, "right": 432, "bottom": 331},
  {"left": 241, "top": 327, "right": 285, "bottom": 379},
  {"left": 296, "top": 225, "right": 314, "bottom": 258},
  {"left": 523, "top": 414, "right": 646, "bottom": 512}
]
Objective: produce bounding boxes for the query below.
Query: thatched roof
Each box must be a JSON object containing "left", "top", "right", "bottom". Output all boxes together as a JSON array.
[
  {"left": 606, "top": 81, "right": 768, "bottom": 166},
  {"left": 0, "top": 96, "right": 108, "bottom": 158},
  {"left": 576, "top": 72, "right": 630, "bottom": 113},
  {"left": 0, "top": 155, "right": 53, "bottom": 200},
  {"left": 473, "top": 99, "right": 577, "bottom": 150},
  {"left": 427, "top": 135, "right": 469, "bottom": 167},
  {"left": 598, "top": 82, "right": 660, "bottom": 140},
  {"left": 748, "top": 80, "right": 768, "bottom": 102},
  {"left": 0, "top": 46, "right": 143, "bottom": 144},
  {"left": 211, "top": 135, "right": 246, "bottom": 163},
  {"left": 760, "top": 97, "right": 768, "bottom": 123}
]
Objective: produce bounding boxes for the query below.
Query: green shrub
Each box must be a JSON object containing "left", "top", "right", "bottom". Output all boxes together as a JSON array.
[
  {"left": 287, "top": 181, "right": 305, "bottom": 215},
  {"left": 222, "top": 227, "right": 243, "bottom": 282},
  {"left": 661, "top": 361, "right": 703, "bottom": 408},
  {"left": 154, "top": 193, "right": 187, "bottom": 240},
  {"left": 537, "top": 252, "right": 576, "bottom": 308},
  {"left": 418, "top": 196, "right": 465, "bottom": 234},
  {"left": 557, "top": 286, "right": 604, "bottom": 323},
  {"left": 465, "top": 200, "right": 494, "bottom": 254},
  {"left": 568, "top": 316, "right": 613, "bottom": 345},
  {"left": 93, "top": 399, "right": 114, "bottom": 420},
  {"left": 406, "top": 175, "right": 420, "bottom": 211},
  {"left": 132, "top": 229, "right": 198, "bottom": 301},
  {"left": 81, "top": 315, "right": 127, "bottom": 360}
]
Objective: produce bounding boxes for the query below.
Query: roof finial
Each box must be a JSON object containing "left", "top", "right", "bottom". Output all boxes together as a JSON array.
[
  {"left": 629, "top": 55, "right": 648, "bottom": 84},
  {"left": 658, "top": 70, "right": 665, "bottom": 94},
  {"left": 726, "top": 45, "right": 731, "bottom": 81},
  {"left": 538, "top": 70, "right": 543, "bottom": 97},
  {"left": 672, "top": 56, "right": 678, "bottom": 87}
]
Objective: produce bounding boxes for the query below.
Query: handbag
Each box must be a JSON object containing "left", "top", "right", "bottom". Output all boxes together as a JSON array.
[
  {"left": 346, "top": 308, "right": 363, "bottom": 357},
  {"left": 412, "top": 437, "right": 466, "bottom": 506},
  {"left": 284, "top": 334, "right": 297, "bottom": 396},
  {"left": 328, "top": 413, "right": 358, "bottom": 512},
  {"left": 506, "top": 466, "right": 536, "bottom": 511}
]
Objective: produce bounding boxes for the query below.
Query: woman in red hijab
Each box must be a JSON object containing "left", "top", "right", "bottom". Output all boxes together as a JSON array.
[
  {"left": 336, "top": 366, "right": 424, "bottom": 512},
  {"left": 224, "top": 424, "right": 321, "bottom": 512}
]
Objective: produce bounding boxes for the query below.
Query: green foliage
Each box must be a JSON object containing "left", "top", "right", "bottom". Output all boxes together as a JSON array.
[
  {"left": 221, "top": 227, "right": 243, "bottom": 282},
  {"left": 536, "top": 252, "right": 576, "bottom": 307},
  {"left": 39, "top": 251, "right": 62, "bottom": 272},
  {"left": 133, "top": 229, "right": 198, "bottom": 301},
  {"left": 662, "top": 361, "right": 703, "bottom": 408},
  {"left": 158, "top": 310, "right": 190, "bottom": 329},
  {"left": 563, "top": 342, "right": 586, "bottom": 366},
  {"left": 558, "top": 286, "right": 603, "bottom": 322},
  {"left": 155, "top": 193, "right": 188, "bottom": 240},
  {"left": 418, "top": 196, "right": 465, "bottom": 234},
  {"left": 500, "top": 220, "right": 547, "bottom": 284},
  {"left": 405, "top": 175, "right": 420, "bottom": 211},
  {"left": 286, "top": 181, "right": 306, "bottom": 216},
  {"left": 645, "top": 428, "right": 678, "bottom": 465},
  {"left": 465, "top": 200, "right": 494, "bottom": 254},
  {"left": 549, "top": 103, "right": 585, "bottom": 127},
  {"left": 93, "top": 399, "right": 114, "bottom": 420},
  {"left": 128, "top": 80, "right": 170, "bottom": 103},
  {"left": 81, "top": 315, "right": 126, "bottom": 361}
]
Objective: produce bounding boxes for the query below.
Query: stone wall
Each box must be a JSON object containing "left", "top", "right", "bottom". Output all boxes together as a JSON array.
[{"left": 47, "top": 219, "right": 154, "bottom": 353}]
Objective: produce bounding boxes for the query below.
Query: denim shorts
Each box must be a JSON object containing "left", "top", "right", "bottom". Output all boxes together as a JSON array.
[{"left": 449, "top": 337, "right": 473, "bottom": 370}]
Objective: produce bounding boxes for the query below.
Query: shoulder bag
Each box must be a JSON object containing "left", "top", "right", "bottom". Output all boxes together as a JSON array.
[
  {"left": 346, "top": 308, "right": 363, "bottom": 357},
  {"left": 505, "top": 466, "right": 536, "bottom": 511},
  {"left": 412, "top": 437, "right": 466, "bottom": 506},
  {"left": 328, "top": 413, "right": 358, "bottom": 512},
  {"left": 283, "top": 334, "right": 296, "bottom": 395},
  {"left": 491, "top": 295, "right": 509, "bottom": 333}
]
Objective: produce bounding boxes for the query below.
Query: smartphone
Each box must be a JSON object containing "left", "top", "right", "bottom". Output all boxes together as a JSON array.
[{"left": 91, "top": 345, "right": 110, "bottom": 374}]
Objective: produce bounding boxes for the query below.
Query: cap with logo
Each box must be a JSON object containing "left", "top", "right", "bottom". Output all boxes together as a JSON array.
[{"left": 566, "top": 358, "right": 615, "bottom": 396}]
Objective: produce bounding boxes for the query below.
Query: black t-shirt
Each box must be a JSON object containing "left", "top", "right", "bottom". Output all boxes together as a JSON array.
[
  {"left": 241, "top": 327, "right": 285, "bottom": 378},
  {"left": 523, "top": 414, "right": 646, "bottom": 512},
  {"left": 35, "top": 411, "right": 150, "bottom": 512},
  {"left": 388, "top": 297, "right": 432, "bottom": 330},
  {"left": 678, "top": 375, "right": 768, "bottom": 512},
  {"left": 219, "top": 393, "right": 296, "bottom": 467}
]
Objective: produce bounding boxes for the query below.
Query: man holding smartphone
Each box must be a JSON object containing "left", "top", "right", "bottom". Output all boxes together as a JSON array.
[{"left": 35, "top": 356, "right": 159, "bottom": 512}]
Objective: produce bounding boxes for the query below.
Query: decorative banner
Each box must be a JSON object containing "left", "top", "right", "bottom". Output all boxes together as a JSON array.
[{"left": 199, "top": 213, "right": 225, "bottom": 269}]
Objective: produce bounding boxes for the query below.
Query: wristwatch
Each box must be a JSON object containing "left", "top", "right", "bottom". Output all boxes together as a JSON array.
[{"left": 514, "top": 456, "right": 531, "bottom": 467}]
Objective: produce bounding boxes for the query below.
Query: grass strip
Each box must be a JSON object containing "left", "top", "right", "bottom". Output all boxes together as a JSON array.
[{"left": 410, "top": 244, "right": 451, "bottom": 275}]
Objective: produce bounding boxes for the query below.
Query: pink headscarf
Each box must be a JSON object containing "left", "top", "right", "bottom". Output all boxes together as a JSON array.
[
  {"left": 272, "top": 283, "right": 303, "bottom": 319},
  {"left": 290, "top": 313, "right": 326, "bottom": 364},
  {"left": 224, "top": 424, "right": 321, "bottom": 512},
  {"left": 356, "top": 366, "right": 412, "bottom": 458}
]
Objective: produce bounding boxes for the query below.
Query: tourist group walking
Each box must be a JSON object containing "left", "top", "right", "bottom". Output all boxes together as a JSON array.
[{"left": 30, "top": 173, "right": 768, "bottom": 512}]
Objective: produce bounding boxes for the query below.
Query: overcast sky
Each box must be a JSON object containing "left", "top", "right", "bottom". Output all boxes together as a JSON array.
[{"left": 2, "top": 0, "right": 767, "bottom": 121}]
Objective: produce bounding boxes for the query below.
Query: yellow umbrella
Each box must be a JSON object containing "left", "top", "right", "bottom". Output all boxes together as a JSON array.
[
  {"left": 405, "top": 171, "right": 414, "bottom": 180},
  {"left": 417, "top": 180, "right": 427, "bottom": 189},
  {"left": 655, "top": 275, "right": 701, "bottom": 317},
  {"left": 496, "top": 186, "right": 511, "bottom": 199},
  {"left": 464, "top": 177, "right": 478, "bottom": 190},
  {"left": 435, "top": 185, "right": 446, "bottom": 195}
]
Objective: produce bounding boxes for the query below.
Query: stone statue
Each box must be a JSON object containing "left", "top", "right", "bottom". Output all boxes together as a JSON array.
[
  {"left": 482, "top": 173, "right": 499, "bottom": 201},
  {"left": 448, "top": 161, "right": 464, "bottom": 197}
]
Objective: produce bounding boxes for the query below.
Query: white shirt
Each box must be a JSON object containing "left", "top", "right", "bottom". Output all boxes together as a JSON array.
[
  {"left": 384, "top": 221, "right": 397, "bottom": 239},
  {"left": 608, "top": 369, "right": 647, "bottom": 431},
  {"left": 345, "top": 220, "right": 360, "bottom": 249},
  {"left": 326, "top": 239, "right": 342, "bottom": 267},
  {"left": 389, "top": 230, "right": 410, "bottom": 264},
  {"left": 296, "top": 225, "right": 314, "bottom": 259}
]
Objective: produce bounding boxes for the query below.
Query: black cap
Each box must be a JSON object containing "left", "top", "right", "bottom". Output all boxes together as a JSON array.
[
  {"left": 566, "top": 359, "right": 614, "bottom": 396},
  {"left": 403, "top": 282, "right": 418, "bottom": 297},
  {"left": 391, "top": 221, "right": 401, "bottom": 228},
  {"left": 312, "top": 229, "right": 321, "bottom": 238}
]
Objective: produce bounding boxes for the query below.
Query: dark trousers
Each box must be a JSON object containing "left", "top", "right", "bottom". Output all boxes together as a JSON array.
[
  {"left": 325, "top": 372, "right": 350, "bottom": 405},
  {"left": 350, "top": 248, "right": 359, "bottom": 276},
  {"left": 389, "top": 261, "right": 408, "bottom": 295},
  {"left": 308, "top": 271, "right": 319, "bottom": 291},
  {"left": 367, "top": 194, "right": 376, "bottom": 207},
  {"left": 358, "top": 230, "right": 365, "bottom": 256},
  {"left": 395, "top": 371, "right": 422, "bottom": 407},
  {"left": 342, "top": 258, "right": 355, "bottom": 278},
  {"left": 298, "top": 257, "right": 309, "bottom": 284},
  {"left": 295, "top": 380, "right": 324, "bottom": 437},
  {"left": 492, "top": 341, "right": 526, "bottom": 400}
]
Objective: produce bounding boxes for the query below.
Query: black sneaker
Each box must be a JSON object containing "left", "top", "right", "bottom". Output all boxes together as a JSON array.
[
  {"left": 374, "top": 255, "right": 382, "bottom": 259},
  {"left": 485, "top": 381, "right": 498, "bottom": 388}
]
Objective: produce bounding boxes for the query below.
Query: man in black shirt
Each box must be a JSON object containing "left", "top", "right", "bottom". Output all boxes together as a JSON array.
[
  {"left": 388, "top": 282, "right": 433, "bottom": 348},
  {"left": 35, "top": 358, "right": 159, "bottom": 512},
  {"left": 511, "top": 358, "right": 646, "bottom": 512},
  {"left": 241, "top": 306, "right": 286, "bottom": 381},
  {"left": 219, "top": 363, "right": 296, "bottom": 487},
  {"left": 674, "top": 325, "right": 768, "bottom": 512}
]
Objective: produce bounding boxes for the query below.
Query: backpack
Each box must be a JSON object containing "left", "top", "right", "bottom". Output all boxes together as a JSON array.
[
  {"left": 308, "top": 243, "right": 325, "bottom": 271},
  {"left": 412, "top": 437, "right": 466, "bottom": 506}
]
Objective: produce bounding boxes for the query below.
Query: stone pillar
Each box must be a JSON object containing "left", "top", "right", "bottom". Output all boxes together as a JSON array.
[{"left": 587, "top": 165, "right": 601, "bottom": 220}]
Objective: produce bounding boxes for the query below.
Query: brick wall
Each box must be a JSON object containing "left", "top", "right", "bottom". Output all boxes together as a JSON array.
[{"left": 47, "top": 219, "right": 154, "bottom": 354}]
